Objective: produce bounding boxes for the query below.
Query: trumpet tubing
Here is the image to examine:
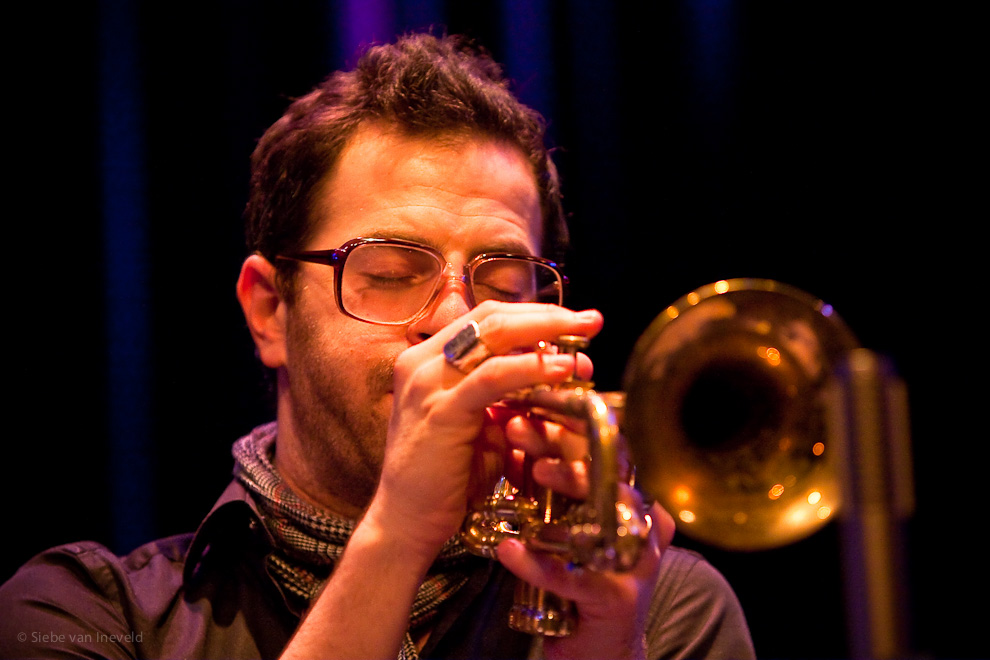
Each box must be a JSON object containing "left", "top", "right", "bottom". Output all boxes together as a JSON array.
[
  {"left": 461, "top": 378, "right": 649, "bottom": 636},
  {"left": 460, "top": 278, "right": 859, "bottom": 636}
]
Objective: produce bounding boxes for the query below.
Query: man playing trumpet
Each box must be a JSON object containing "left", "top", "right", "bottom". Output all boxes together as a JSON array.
[{"left": 0, "top": 32, "right": 754, "bottom": 660}]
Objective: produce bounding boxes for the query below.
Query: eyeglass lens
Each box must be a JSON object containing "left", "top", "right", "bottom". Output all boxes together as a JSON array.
[{"left": 340, "top": 243, "right": 561, "bottom": 323}]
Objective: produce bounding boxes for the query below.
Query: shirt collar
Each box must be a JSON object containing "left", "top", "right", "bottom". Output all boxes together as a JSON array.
[{"left": 182, "top": 479, "right": 274, "bottom": 585}]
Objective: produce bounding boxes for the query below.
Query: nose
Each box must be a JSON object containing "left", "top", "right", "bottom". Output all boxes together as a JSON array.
[{"left": 406, "top": 276, "right": 473, "bottom": 344}]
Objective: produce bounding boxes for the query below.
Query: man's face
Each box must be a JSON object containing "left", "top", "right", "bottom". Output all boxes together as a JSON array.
[{"left": 275, "top": 123, "right": 544, "bottom": 515}]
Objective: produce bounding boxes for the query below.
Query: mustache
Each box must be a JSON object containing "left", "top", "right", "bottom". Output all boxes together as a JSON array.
[{"left": 367, "top": 356, "right": 395, "bottom": 394}]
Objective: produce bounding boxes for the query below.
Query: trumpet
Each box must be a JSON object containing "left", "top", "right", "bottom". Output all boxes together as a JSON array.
[
  {"left": 460, "top": 278, "right": 860, "bottom": 636},
  {"left": 460, "top": 336, "right": 648, "bottom": 636}
]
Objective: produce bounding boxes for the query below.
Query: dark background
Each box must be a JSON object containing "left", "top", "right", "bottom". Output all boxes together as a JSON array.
[{"left": 7, "top": 2, "right": 983, "bottom": 658}]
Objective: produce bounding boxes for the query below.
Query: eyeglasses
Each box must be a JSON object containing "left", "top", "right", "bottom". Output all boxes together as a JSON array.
[{"left": 277, "top": 237, "right": 566, "bottom": 325}]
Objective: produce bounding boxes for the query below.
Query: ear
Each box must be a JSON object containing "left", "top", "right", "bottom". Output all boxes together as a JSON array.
[{"left": 236, "top": 254, "right": 288, "bottom": 369}]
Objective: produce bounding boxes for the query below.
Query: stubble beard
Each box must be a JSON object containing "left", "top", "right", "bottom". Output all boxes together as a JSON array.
[{"left": 285, "top": 311, "right": 396, "bottom": 516}]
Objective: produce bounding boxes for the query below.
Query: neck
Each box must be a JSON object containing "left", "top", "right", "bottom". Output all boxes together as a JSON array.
[{"left": 273, "top": 435, "right": 368, "bottom": 520}]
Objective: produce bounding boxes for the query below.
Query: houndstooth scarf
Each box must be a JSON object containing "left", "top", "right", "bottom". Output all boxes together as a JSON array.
[{"left": 232, "top": 423, "right": 472, "bottom": 660}]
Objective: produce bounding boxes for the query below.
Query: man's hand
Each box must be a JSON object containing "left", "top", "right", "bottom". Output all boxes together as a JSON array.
[
  {"left": 487, "top": 394, "right": 675, "bottom": 659},
  {"left": 497, "top": 500, "right": 676, "bottom": 660},
  {"left": 366, "top": 302, "right": 605, "bottom": 563}
]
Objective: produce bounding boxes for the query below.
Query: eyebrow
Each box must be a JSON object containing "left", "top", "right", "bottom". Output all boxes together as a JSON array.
[{"left": 359, "top": 230, "right": 537, "bottom": 258}]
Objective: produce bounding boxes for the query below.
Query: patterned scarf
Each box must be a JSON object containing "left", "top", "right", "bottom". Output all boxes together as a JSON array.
[{"left": 232, "top": 423, "right": 472, "bottom": 660}]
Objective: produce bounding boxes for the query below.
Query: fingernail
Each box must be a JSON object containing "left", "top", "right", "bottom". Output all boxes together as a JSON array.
[
  {"left": 546, "top": 354, "right": 578, "bottom": 375},
  {"left": 496, "top": 538, "right": 523, "bottom": 559}
]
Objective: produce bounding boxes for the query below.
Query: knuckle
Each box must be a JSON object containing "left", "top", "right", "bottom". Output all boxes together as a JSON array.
[
  {"left": 470, "top": 363, "right": 504, "bottom": 390},
  {"left": 476, "top": 306, "right": 506, "bottom": 333},
  {"left": 473, "top": 299, "right": 502, "bottom": 317},
  {"left": 393, "top": 347, "right": 418, "bottom": 376}
]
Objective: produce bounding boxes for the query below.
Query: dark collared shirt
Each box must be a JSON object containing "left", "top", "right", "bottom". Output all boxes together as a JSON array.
[{"left": 0, "top": 481, "right": 755, "bottom": 659}]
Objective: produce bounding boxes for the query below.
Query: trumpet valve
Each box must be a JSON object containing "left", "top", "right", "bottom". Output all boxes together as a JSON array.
[{"left": 462, "top": 477, "right": 538, "bottom": 559}]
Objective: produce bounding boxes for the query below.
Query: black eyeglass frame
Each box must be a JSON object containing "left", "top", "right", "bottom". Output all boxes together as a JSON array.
[{"left": 277, "top": 237, "right": 567, "bottom": 325}]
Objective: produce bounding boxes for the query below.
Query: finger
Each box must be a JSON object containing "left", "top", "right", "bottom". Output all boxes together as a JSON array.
[
  {"left": 429, "top": 303, "right": 602, "bottom": 374},
  {"left": 496, "top": 538, "right": 600, "bottom": 603},
  {"left": 611, "top": 485, "right": 662, "bottom": 574},
  {"left": 422, "top": 301, "right": 601, "bottom": 351},
  {"left": 451, "top": 351, "right": 591, "bottom": 412},
  {"left": 530, "top": 457, "right": 589, "bottom": 499},
  {"left": 503, "top": 415, "right": 589, "bottom": 462},
  {"left": 469, "top": 302, "right": 604, "bottom": 356},
  {"left": 647, "top": 500, "right": 676, "bottom": 553},
  {"left": 403, "top": 302, "right": 591, "bottom": 377}
]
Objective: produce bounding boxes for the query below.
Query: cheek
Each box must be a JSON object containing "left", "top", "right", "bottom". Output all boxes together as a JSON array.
[
  {"left": 285, "top": 290, "right": 408, "bottom": 390},
  {"left": 289, "top": 314, "right": 399, "bottom": 397}
]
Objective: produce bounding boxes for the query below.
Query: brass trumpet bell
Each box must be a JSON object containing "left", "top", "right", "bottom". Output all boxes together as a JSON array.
[{"left": 622, "top": 279, "right": 859, "bottom": 551}]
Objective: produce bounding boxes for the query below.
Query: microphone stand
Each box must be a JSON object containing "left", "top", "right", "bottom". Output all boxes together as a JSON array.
[{"left": 829, "top": 349, "right": 915, "bottom": 660}]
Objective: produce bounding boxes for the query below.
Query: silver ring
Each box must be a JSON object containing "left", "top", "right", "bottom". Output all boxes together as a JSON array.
[{"left": 443, "top": 320, "right": 493, "bottom": 373}]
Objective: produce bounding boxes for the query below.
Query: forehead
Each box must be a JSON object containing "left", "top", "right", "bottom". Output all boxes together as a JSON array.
[{"left": 310, "top": 123, "right": 544, "bottom": 253}]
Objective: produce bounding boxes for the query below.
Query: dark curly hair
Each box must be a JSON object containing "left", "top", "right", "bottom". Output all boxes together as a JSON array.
[{"left": 244, "top": 32, "right": 568, "bottom": 300}]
